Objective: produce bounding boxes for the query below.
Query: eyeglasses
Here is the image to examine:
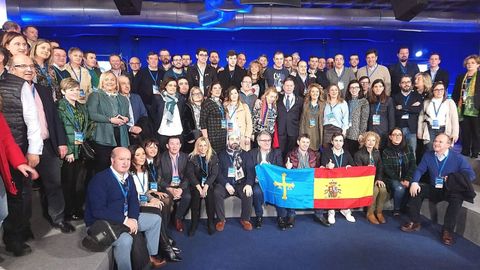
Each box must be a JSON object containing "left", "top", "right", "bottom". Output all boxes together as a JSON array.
[
  {"left": 258, "top": 139, "right": 271, "bottom": 142},
  {"left": 350, "top": 86, "right": 361, "bottom": 89},
  {"left": 198, "top": 53, "right": 208, "bottom": 57},
  {"left": 13, "top": 64, "right": 35, "bottom": 70},
  {"left": 433, "top": 88, "right": 445, "bottom": 92},
  {"left": 242, "top": 81, "right": 252, "bottom": 84},
  {"left": 391, "top": 133, "right": 403, "bottom": 137},
  {"left": 192, "top": 92, "right": 203, "bottom": 96},
  {"left": 129, "top": 62, "right": 140, "bottom": 65}
]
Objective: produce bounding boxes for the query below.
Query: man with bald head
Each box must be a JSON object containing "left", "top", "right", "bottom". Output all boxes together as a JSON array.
[
  {"left": 128, "top": 56, "right": 141, "bottom": 87},
  {"left": 0, "top": 53, "right": 43, "bottom": 256},
  {"left": 85, "top": 147, "right": 166, "bottom": 269},
  {"left": 401, "top": 133, "right": 475, "bottom": 246}
]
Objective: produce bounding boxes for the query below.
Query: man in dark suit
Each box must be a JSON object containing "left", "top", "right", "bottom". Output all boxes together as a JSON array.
[
  {"left": 132, "top": 52, "right": 165, "bottom": 114},
  {"left": 186, "top": 48, "right": 218, "bottom": 97},
  {"left": 389, "top": 47, "right": 420, "bottom": 96},
  {"left": 427, "top": 52, "right": 450, "bottom": 88},
  {"left": 218, "top": 50, "right": 247, "bottom": 96},
  {"left": 307, "top": 55, "right": 329, "bottom": 89},
  {"left": 157, "top": 136, "right": 191, "bottom": 232},
  {"left": 276, "top": 76, "right": 304, "bottom": 158},
  {"left": 214, "top": 133, "right": 253, "bottom": 232},
  {"left": 244, "top": 131, "right": 283, "bottom": 228},
  {"left": 85, "top": 147, "right": 165, "bottom": 269}
]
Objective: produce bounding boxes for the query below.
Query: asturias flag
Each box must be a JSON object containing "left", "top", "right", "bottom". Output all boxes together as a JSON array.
[{"left": 255, "top": 164, "right": 375, "bottom": 209}]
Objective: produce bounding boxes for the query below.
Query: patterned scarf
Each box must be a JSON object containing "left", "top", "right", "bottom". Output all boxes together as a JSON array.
[{"left": 162, "top": 91, "right": 178, "bottom": 124}]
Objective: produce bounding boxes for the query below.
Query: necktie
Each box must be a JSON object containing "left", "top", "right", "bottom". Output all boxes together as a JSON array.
[{"left": 286, "top": 95, "right": 291, "bottom": 111}]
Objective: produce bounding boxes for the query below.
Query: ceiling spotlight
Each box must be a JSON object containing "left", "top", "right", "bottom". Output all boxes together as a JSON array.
[{"left": 415, "top": 50, "right": 423, "bottom": 57}]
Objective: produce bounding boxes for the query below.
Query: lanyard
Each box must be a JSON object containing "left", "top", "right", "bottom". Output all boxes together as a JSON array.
[
  {"left": 403, "top": 92, "right": 411, "bottom": 106},
  {"left": 435, "top": 154, "right": 449, "bottom": 177},
  {"left": 336, "top": 68, "right": 345, "bottom": 80},
  {"left": 39, "top": 65, "right": 52, "bottom": 86},
  {"left": 329, "top": 103, "right": 337, "bottom": 113},
  {"left": 333, "top": 153, "right": 343, "bottom": 168},
  {"left": 375, "top": 102, "right": 381, "bottom": 114},
  {"left": 213, "top": 99, "right": 225, "bottom": 119},
  {"left": 432, "top": 100, "right": 444, "bottom": 118},
  {"left": 199, "top": 156, "right": 209, "bottom": 183},
  {"left": 369, "top": 153, "right": 374, "bottom": 165},
  {"left": 54, "top": 67, "right": 65, "bottom": 80},
  {"left": 148, "top": 69, "right": 158, "bottom": 84},
  {"left": 228, "top": 105, "right": 238, "bottom": 120},
  {"left": 65, "top": 101, "right": 82, "bottom": 131},
  {"left": 134, "top": 172, "right": 147, "bottom": 194},
  {"left": 366, "top": 64, "right": 378, "bottom": 78},
  {"left": 69, "top": 63, "right": 82, "bottom": 83},
  {"left": 111, "top": 169, "right": 129, "bottom": 206}
]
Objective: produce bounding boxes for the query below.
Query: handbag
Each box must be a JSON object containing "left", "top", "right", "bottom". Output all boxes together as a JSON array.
[
  {"left": 79, "top": 141, "right": 96, "bottom": 161},
  {"left": 82, "top": 220, "right": 129, "bottom": 252}
]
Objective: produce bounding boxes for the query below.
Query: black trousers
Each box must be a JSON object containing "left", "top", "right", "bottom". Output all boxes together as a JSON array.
[
  {"left": 167, "top": 188, "right": 191, "bottom": 220},
  {"left": 190, "top": 185, "right": 215, "bottom": 230},
  {"left": 460, "top": 116, "right": 480, "bottom": 156},
  {"left": 61, "top": 159, "right": 87, "bottom": 217},
  {"left": 3, "top": 170, "right": 31, "bottom": 246},
  {"left": 345, "top": 138, "right": 360, "bottom": 155},
  {"left": 214, "top": 182, "right": 253, "bottom": 221},
  {"left": 93, "top": 143, "right": 115, "bottom": 173},
  {"left": 407, "top": 183, "right": 464, "bottom": 232},
  {"left": 279, "top": 134, "right": 297, "bottom": 158},
  {"left": 37, "top": 141, "right": 65, "bottom": 224}
]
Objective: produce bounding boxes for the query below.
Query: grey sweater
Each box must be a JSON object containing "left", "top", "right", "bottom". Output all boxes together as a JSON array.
[{"left": 346, "top": 97, "right": 370, "bottom": 140}]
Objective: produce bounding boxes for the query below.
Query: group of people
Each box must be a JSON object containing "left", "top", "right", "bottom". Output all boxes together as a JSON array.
[{"left": 0, "top": 20, "right": 478, "bottom": 269}]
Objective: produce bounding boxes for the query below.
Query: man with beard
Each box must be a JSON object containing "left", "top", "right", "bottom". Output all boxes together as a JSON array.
[
  {"left": 159, "top": 49, "right": 171, "bottom": 72},
  {"left": 209, "top": 50, "right": 221, "bottom": 72},
  {"left": 349, "top": 54, "right": 360, "bottom": 76},
  {"left": 307, "top": 56, "right": 329, "bottom": 90},
  {"left": 284, "top": 55, "right": 294, "bottom": 75},
  {"left": 164, "top": 54, "right": 186, "bottom": 80},
  {"left": 389, "top": 47, "right": 420, "bottom": 96},
  {"left": 181, "top": 54, "right": 191, "bottom": 71},
  {"left": 214, "top": 133, "right": 253, "bottom": 232}
]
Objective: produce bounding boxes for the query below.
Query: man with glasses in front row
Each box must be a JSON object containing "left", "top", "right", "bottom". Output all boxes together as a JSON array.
[{"left": 244, "top": 131, "right": 283, "bottom": 229}]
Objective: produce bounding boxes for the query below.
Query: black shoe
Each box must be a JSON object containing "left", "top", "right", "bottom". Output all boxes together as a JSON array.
[
  {"left": 286, "top": 216, "right": 295, "bottom": 229},
  {"left": 277, "top": 217, "right": 287, "bottom": 231},
  {"left": 471, "top": 153, "right": 479, "bottom": 159},
  {"left": 314, "top": 215, "right": 331, "bottom": 227},
  {"left": 172, "top": 246, "right": 182, "bottom": 253},
  {"left": 52, "top": 221, "right": 76, "bottom": 233},
  {"left": 162, "top": 245, "right": 182, "bottom": 262},
  {"left": 255, "top": 216, "right": 263, "bottom": 229},
  {"left": 6, "top": 242, "right": 32, "bottom": 257}
]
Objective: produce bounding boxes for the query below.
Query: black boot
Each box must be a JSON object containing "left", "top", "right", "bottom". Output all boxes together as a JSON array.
[
  {"left": 207, "top": 219, "right": 215, "bottom": 235},
  {"left": 160, "top": 228, "right": 182, "bottom": 262}
]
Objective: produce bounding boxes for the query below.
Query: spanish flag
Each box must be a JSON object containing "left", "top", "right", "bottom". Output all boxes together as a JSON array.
[{"left": 255, "top": 164, "right": 375, "bottom": 209}]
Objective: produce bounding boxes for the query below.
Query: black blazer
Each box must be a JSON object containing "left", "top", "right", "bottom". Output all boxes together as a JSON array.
[
  {"left": 353, "top": 147, "right": 383, "bottom": 181},
  {"left": 181, "top": 103, "right": 200, "bottom": 142},
  {"left": 244, "top": 148, "right": 283, "bottom": 185},
  {"left": 218, "top": 66, "right": 247, "bottom": 96},
  {"left": 186, "top": 154, "right": 219, "bottom": 187},
  {"left": 452, "top": 72, "right": 480, "bottom": 111},
  {"left": 186, "top": 64, "right": 218, "bottom": 97},
  {"left": 150, "top": 94, "right": 185, "bottom": 132},
  {"left": 276, "top": 94, "right": 304, "bottom": 137},
  {"left": 35, "top": 84, "right": 67, "bottom": 153},
  {"left": 427, "top": 68, "right": 450, "bottom": 88},
  {"left": 389, "top": 62, "right": 420, "bottom": 96},
  {"left": 217, "top": 150, "right": 251, "bottom": 186},
  {"left": 132, "top": 68, "right": 165, "bottom": 107},
  {"left": 157, "top": 151, "right": 189, "bottom": 190}
]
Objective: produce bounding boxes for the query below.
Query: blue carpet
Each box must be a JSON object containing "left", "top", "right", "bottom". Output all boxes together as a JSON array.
[{"left": 160, "top": 212, "right": 480, "bottom": 270}]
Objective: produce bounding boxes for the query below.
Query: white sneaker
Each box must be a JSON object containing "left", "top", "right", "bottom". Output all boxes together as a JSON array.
[
  {"left": 327, "top": 210, "right": 336, "bottom": 224},
  {"left": 340, "top": 209, "right": 356, "bottom": 223}
]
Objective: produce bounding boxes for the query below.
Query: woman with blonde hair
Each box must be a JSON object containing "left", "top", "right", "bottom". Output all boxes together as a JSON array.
[
  {"left": 354, "top": 131, "right": 387, "bottom": 225},
  {"left": 300, "top": 83, "right": 326, "bottom": 151},
  {"left": 247, "top": 60, "right": 265, "bottom": 97},
  {"left": 87, "top": 71, "right": 130, "bottom": 172},
  {"left": 186, "top": 137, "right": 219, "bottom": 236},
  {"left": 30, "top": 39, "right": 58, "bottom": 98},
  {"left": 252, "top": 87, "right": 278, "bottom": 139},
  {"left": 224, "top": 86, "right": 253, "bottom": 151},
  {"left": 414, "top": 72, "right": 432, "bottom": 100},
  {"left": 182, "top": 86, "right": 204, "bottom": 153},
  {"left": 322, "top": 84, "right": 349, "bottom": 148}
]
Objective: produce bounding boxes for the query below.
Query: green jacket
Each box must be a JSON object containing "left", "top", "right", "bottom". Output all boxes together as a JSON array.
[
  {"left": 86, "top": 90, "right": 130, "bottom": 147},
  {"left": 57, "top": 99, "right": 89, "bottom": 159}
]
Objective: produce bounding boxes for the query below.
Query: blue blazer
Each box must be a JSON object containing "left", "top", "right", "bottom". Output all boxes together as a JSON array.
[
  {"left": 130, "top": 93, "right": 148, "bottom": 124},
  {"left": 85, "top": 168, "right": 140, "bottom": 227}
]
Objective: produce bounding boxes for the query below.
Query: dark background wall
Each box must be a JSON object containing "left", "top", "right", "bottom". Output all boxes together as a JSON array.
[{"left": 39, "top": 26, "right": 480, "bottom": 90}]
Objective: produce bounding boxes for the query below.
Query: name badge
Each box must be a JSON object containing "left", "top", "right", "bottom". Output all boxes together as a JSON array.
[
  {"left": 401, "top": 114, "right": 409, "bottom": 120},
  {"left": 235, "top": 167, "right": 245, "bottom": 181},
  {"left": 152, "top": 85, "right": 160, "bottom": 95},
  {"left": 139, "top": 195, "right": 148, "bottom": 205},
  {"left": 435, "top": 177, "right": 444, "bottom": 189},
  {"left": 309, "top": 118, "right": 316, "bottom": 127},
  {"left": 79, "top": 89, "right": 86, "bottom": 97},
  {"left": 338, "top": 81, "right": 344, "bottom": 90},
  {"left": 228, "top": 167, "right": 236, "bottom": 178},
  {"left": 201, "top": 177, "right": 207, "bottom": 186},
  {"left": 227, "top": 122, "right": 234, "bottom": 133},
  {"left": 432, "top": 120, "right": 440, "bottom": 130},
  {"left": 74, "top": 131, "right": 84, "bottom": 145},
  {"left": 172, "top": 176, "right": 181, "bottom": 186},
  {"left": 372, "top": 114, "right": 381, "bottom": 126},
  {"left": 149, "top": 182, "right": 158, "bottom": 191},
  {"left": 221, "top": 120, "right": 227, "bottom": 129}
]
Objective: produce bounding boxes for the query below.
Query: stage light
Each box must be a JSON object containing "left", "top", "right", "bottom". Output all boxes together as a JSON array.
[{"left": 415, "top": 50, "right": 423, "bottom": 57}]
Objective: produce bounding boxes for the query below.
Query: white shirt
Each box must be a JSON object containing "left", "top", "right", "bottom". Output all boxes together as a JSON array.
[
  {"left": 21, "top": 82, "right": 43, "bottom": 155},
  {"left": 283, "top": 94, "right": 295, "bottom": 109},
  {"left": 132, "top": 171, "right": 149, "bottom": 196},
  {"left": 110, "top": 166, "right": 130, "bottom": 184},
  {"left": 435, "top": 149, "right": 449, "bottom": 162},
  {"left": 158, "top": 104, "right": 183, "bottom": 136},
  {"left": 427, "top": 98, "right": 448, "bottom": 126}
]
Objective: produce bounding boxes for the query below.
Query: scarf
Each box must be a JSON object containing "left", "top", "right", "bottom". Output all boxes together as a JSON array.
[
  {"left": 226, "top": 147, "right": 243, "bottom": 170},
  {"left": 162, "top": 91, "right": 178, "bottom": 124}
]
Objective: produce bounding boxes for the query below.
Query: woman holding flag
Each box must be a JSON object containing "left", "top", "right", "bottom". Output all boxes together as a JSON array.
[
  {"left": 320, "top": 133, "right": 355, "bottom": 224},
  {"left": 354, "top": 131, "right": 387, "bottom": 225}
]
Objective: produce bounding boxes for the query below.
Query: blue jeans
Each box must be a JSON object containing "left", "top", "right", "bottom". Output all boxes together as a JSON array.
[
  {"left": 112, "top": 213, "right": 161, "bottom": 270},
  {"left": 253, "top": 183, "right": 264, "bottom": 217},
  {"left": 401, "top": 127, "right": 417, "bottom": 154},
  {"left": 390, "top": 180, "right": 407, "bottom": 211},
  {"left": 0, "top": 179, "right": 7, "bottom": 225}
]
